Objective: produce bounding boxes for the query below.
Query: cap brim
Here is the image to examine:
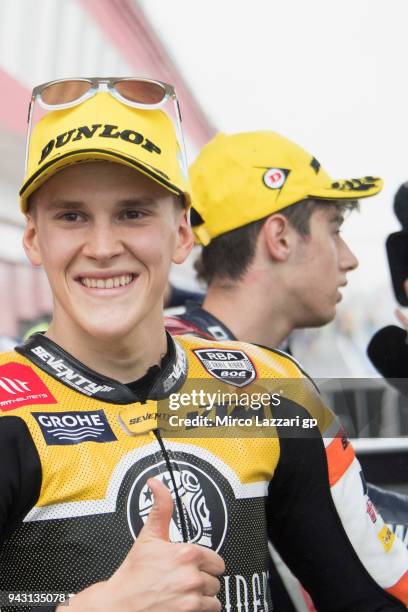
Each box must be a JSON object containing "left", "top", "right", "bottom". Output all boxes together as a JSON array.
[
  {"left": 309, "top": 176, "right": 383, "bottom": 201},
  {"left": 20, "top": 148, "right": 190, "bottom": 212}
]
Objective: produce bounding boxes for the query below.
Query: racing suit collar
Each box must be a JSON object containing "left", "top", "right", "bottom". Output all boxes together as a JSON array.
[
  {"left": 184, "top": 301, "right": 237, "bottom": 341},
  {"left": 15, "top": 331, "right": 188, "bottom": 404}
]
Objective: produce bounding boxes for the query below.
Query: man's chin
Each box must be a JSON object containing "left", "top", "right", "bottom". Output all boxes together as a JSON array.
[
  {"left": 305, "top": 309, "right": 336, "bottom": 329},
  {"left": 76, "top": 316, "right": 141, "bottom": 341}
]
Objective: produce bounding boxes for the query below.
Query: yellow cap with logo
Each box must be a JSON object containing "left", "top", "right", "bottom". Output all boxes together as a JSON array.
[
  {"left": 190, "top": 131, "right": 383, "bottom": 245},
  {"left": 20, "top": 92, "right": 191, "bottom": 212}
]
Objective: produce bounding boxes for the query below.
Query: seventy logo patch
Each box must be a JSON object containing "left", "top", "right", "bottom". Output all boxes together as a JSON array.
[
  {"left": 0, "top": 362, "right": 56, "bottom": 411},
  {"left": 193, "top": 349, "right": 256, "bottom": 387},
  {"left": 32, "top": 410, "right": 117, "bottom": 445}
]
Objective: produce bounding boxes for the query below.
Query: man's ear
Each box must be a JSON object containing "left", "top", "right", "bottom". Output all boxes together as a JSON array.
[
  {"left": 172, "top": 208, "right": 195, "bottom": 264},
  {"left": 23, "top": 215, "right": 42, "bottom": 267},
  {"left": 262, "top": 214, "right": 296, "bottom": 262}
]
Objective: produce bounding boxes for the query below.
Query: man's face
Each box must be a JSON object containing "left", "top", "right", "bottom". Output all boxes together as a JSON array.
[
  {"left": 23, "top": 162, "right": 193, "bottom": 340},
  {"left": 288, "top": 205, "right": 358, "bottom": 328}
]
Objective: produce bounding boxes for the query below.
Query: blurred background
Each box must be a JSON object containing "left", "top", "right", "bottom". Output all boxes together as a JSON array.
[{"left": 1, "top": 0, "right": 407, "bottom": 379}]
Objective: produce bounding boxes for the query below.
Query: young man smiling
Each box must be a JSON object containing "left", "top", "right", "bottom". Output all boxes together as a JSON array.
[
  {"left": 0, "top": 80, "right": 226, "bottom": 612},
  {"left": 24, "top": 161, "right": 188, "bottom": 382},
  {"left": 1, "top": 83, "right": 408, "bottom": 612}
]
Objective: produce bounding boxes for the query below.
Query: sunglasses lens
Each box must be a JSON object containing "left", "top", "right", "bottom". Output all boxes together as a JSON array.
[
  {"left": 115, "top": 80, "right": 166, "bottom": 105},
  {"left": 41, "top": 80, "right": 92, "bottom": 105}
]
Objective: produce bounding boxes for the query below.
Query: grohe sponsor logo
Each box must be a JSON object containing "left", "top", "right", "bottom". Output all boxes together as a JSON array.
[{"left": 32, "top": 410, "right": 117, "bottom": 445}]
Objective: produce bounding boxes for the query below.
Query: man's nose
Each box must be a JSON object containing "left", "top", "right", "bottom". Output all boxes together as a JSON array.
[
  {"left": 82, "top": 223, "right": 124, "bottom": 261},
  {"left": 340, "top": 237, "right": 359, "bottom": 272}
]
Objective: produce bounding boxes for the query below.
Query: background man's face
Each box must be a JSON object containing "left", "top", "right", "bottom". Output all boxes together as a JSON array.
[
  {"left": 23, "top": 161, "right": 192, "bottom": 340},
  {"left": 288, "top": 205, "right": 358, "bottom": 329}
]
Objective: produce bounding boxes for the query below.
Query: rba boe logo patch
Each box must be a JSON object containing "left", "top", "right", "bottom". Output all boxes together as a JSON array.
[
  {"left": 127, "top": 462, "right": 228, "bottom": 552},
  {"left": 193, "top": 349, "right": 257, "bottom": 387}
]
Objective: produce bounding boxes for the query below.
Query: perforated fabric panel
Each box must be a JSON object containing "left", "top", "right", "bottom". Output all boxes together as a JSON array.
[{"left": 0, "top": 338, "right": 333, "bottom": 611}]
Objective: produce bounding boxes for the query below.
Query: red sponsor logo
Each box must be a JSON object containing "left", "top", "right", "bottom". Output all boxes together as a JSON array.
[
  {"left": 366, "top": 499, "right": 377, "bottom": 524},
  {"left": 263, "top": 168, "right": 286, "bottom": 190},
  {"left": 0, "top": 363, "right": 56, "bottom": 411}
]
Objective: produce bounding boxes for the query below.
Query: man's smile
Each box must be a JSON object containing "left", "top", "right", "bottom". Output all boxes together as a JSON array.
[{"left": 76, "top": 273, "right": 137, "bottom": 291}]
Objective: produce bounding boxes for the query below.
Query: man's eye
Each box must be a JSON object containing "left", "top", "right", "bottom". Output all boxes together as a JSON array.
[
  {"left": 121, "top": 210, "right": 144, "bottom": 220},
  {"left": 60, "top": 212, "right": 83, "bottom": 222}
]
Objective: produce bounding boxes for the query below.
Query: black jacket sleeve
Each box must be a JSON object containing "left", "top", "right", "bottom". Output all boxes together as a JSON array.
[{"left": 0, "top": 416, "right": 42, "bottom": 543}]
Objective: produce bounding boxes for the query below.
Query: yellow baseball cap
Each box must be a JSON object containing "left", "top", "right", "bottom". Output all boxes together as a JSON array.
[
  {"left": 190, "top": 131, "right": 383, "bottom": 245},
  {"left": 20, "top": 92, "right": 191, "bottom": 212}
]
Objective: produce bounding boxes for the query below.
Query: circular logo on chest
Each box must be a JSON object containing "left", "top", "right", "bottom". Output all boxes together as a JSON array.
[{"left": 127, "top": 460, "right": 228, "bottom": 552}]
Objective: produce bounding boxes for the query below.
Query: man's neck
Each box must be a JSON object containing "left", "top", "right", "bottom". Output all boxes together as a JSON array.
[
  {"left": 202, "top": 281, "right": 292, "bottom": 348},
  {"left": 45, "top": 313, "right": 168, "bottom": 384}
]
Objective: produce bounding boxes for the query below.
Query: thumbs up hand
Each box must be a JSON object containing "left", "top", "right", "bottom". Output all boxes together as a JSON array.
[
  {"left": 137, "top": 476, "right": 174, "bottom": 542},
  {"left": 65, "top": 477, "right": 225, "bottom": 611}
]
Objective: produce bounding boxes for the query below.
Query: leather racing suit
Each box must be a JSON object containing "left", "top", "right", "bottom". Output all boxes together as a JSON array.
[{"left": 0, "top": 332, "right": 408, "bottom": 611}]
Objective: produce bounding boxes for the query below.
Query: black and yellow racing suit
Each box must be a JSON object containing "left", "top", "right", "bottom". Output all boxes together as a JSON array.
[{"left": 0, "top": 332, "right": 407, "bottom": 611}]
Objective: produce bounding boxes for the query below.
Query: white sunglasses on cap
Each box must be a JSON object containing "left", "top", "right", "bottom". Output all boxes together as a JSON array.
[{"left": 25, "top": 76, "right": 188, "bottom": 176}]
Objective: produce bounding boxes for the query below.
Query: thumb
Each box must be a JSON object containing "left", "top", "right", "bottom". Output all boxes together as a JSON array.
[{"left": 137, "top": 477, "right": 173, "bottom": 542}]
